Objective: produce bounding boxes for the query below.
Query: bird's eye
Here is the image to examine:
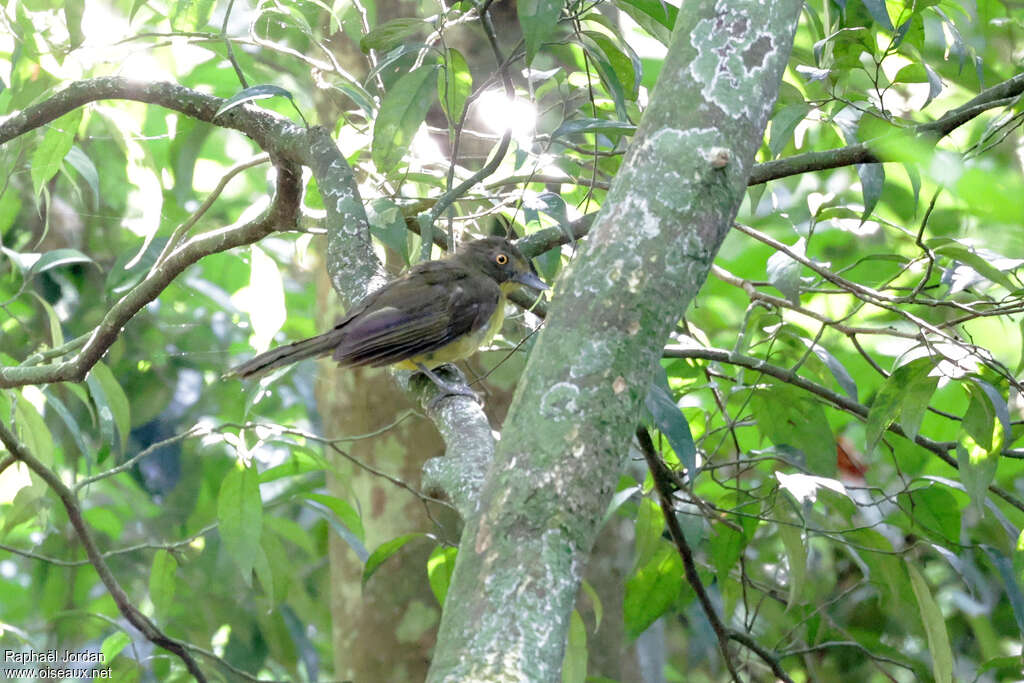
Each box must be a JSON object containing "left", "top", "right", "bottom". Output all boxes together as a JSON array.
[{"left": 495, "top": 253, "right": 508, "bottom": 265}]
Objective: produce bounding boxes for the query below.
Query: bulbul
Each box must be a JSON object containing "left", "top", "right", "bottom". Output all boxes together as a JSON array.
[{"left": 227, "top": 237, "right": 547, "bottom": 392}]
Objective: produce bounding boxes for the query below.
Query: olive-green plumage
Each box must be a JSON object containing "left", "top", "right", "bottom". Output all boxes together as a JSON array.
[{"left": 228, "top": 237, "right": 547, "bottom": 380}]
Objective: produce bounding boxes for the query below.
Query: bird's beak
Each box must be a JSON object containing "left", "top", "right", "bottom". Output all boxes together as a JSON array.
[{"left": 513, "top": 270, "right": 548, "bottom": 291}]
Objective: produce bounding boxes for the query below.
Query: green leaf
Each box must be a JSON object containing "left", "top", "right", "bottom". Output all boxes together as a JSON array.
[
  {"left": 31, "top": 109, "right": 82, "bottom": 195},
  {"left": 427, "top": 545, "right": 458, "bottom": 605},
  {"left": 861, "top": 0, "right": 893, "bottom": 29},
  {"left": 81, "top": 509, "right": 121, "bottom": 545},
  {"left": 614, "top": 0, "right": 677, "bottom": 31},
  {"left": 931, "top": 242, "right": 1017, "bottom": 291},
  {"left": 921, "top": 62, "right": 942, "bottom": 107},
  {"left": 100, "top": 632, "right": 131, "bottom": 663},
  {"left": 304, "top": 494, "right": 367, "bottom": 562},
  {"left": 64, "top": 0, "right": 85, "bottom": 49},
  {"left": 971, "top": 378, "right": 1011, "bottom": 441},
  {"left": 218, "top": 464, "right": 264, "bottom": 585},
  {"left": 258, "top": 530, "right": 285, "bottom": 603},
  {"left": 779, "top": 524, "right": 806, "bottom": 609},
  {"left": 747, "top": 182, "right": 767, "bottom": 214},
  {"left": 333, "top": 81, "right": 377, "bottom": 117},
  {"left": 957, "top": 440, "right": 998, "bottom": 513},
  {"left": 148, "top": 549, "right": 177, "bottom": 616},
  {"left": 856, "top": 163, "right": 884, "bottom": 221},
  {"left": 799, "top": 337, "right": 858, "bottom": 400},
  {"left": 643, "top": 367, "right": 696, "bottom": 476},
  {"left": 258, "top": 449, "right": 328, "bottom": 484},
  {"left": 26, "top": 248, "right": 97, "bottom": 280},
  {"left": 624, "top": 544, "right": 682, "bottom": 638},
  {"left": 893, "top": 63, "right": 929, "bottom": 84},
  {"left": 582, "top": 30, "right": 640, "bottom": 102},
  {"left": 710, "top": 525, "right": 744, "bottom": 585},
  {"left": 580, "top": 579, "right": 603, "bottom": 632},
  {"left": 750, "top": 383, "right": 837, "bottom": 476},
  {"left": 865, "top": 356, "right": 937, "bottom": 454},
  {"left": 360, "top": 17, "right": 429, "bottom": 52},
  {"left": 29, "top": 291, "right": 63, "bottom": 349},
  {"left": 0, "top": 188, "right": 20, "bottom": 237},
  {"left": 561, "top": 610, "right": 587, "bottom": 683},
  {"left": 367, "top": 198, "right": 410, "bottom": 263},
  {"left": 846, "top": 529, "right": 910, "bottom": 606},
  {"left": 898, "top": 372, "right": 939, "bottom": 444},
  {"left": 982, "top": 546, "right": 1024, "bottom": 638},
  {"left": 65, "top": 145, "right": 99, "bottom": 210},
  {"left": 362, "top": 533, "right": 423, "bottom": 586},
  {"left": 305, "top": 492, "right": 364, "bottom": 542},
  {"left": 769, "top": 103, "right": 810, "bottom": 157},
  {"left": 13, "top": 392, "right": 55, "bottom": 464},
  {"left": 1, "top": 474, "right": 48, "bottom": 535},
  {"left": 602, "top": 483, "right": 641, "bottom": 526},
  {"left": 907, "top": 562, "right": 953, "bottom": 683},
  {"left": 43, "top": 389, "right": 90, "bottom": 460},
  {"left": 518, "top": 0, "right": 562, "bottom": 64},
  {"left": 263, "top": 515, "right": 316, "bottom": 557},
  {"left": 215, "top": 84, "right": 301, "bottom": 120},
  {"left": 372, "top": 65, "right": 438, "bottom": 173},
  {"left": 128, "top": 0, "right": 148, "bottom": 21},
  {"left": 977, "top": 656, "right": 1024, "bottom": 678},
  {"left": 523, "top": 191, "right": 569, "bottom": 233},
  {"left": 170, "top": 0, "right": 214, "bottom": 30},
  {"left": 903, "top": 162, "right": 921, "bottom": 213},
  {"left": 86, "top": 361, "right": 131, "bottom": 454},
  {"left": 438, "top": 48, "right": 472, "bottom": 126},
  {"left": 895, "top": 486, "right": 961, "bottom": 543},
  {"left": 961, "top": 380, "right": 998, "bottom": 451},
  {"left": 633, "top": 498, "right": 664, "bottom": 570},
  {"left": 766, "top": 238, "right": 804, "bottom": 305}
]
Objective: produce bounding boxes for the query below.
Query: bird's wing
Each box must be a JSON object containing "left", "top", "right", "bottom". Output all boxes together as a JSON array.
[{"left": 333, "top": 267, "right": 501, "bottom": 367}]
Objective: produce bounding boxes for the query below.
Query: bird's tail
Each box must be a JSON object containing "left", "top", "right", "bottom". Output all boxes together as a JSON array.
[{"left": 226, "top": 330, "right": 342, "bottom": 380}]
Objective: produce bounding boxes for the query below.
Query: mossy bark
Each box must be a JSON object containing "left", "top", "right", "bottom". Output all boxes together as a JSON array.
[{"left": 426, "top": 1, "right": 803, "bottom": 680}]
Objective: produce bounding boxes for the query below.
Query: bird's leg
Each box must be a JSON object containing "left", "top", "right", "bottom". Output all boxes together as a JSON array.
[{"left": 414, "top": 363, "right": 480, "bottom": 408}]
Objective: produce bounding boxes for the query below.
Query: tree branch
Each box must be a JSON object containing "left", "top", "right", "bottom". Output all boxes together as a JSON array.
[
  {"left": 426, "top": 2, "right": 804, "bottom": 678},
  {"left": 662, "top": 344, "right": 1024, "bottom": 514},
  {"left": 0, "top": 420, "right": 208, "bottom": 681},
  {"left": 635, "top": 427, "right": 747, "bottom": 683},
  {"left": 0, "top": 159, "right": 302, "bottom": 388},
  {"left": 749, "top": 72, "right": 1024, "bottom": 185},
  {"left": 440, "top": 71, "right": 1024, "bottom": 264}
]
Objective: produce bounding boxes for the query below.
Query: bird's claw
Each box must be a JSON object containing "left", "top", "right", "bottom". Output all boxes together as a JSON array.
[{"left": 415, "top": 363, "right": 482, "bottom": 410}]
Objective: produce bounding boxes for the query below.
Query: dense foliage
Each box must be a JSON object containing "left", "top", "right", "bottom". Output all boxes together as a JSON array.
[{"left": 0, "top": 0, "right": 1022, "bottom": 680}]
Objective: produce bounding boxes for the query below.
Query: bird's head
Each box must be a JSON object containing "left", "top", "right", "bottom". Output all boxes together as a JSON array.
[{"left": 457, "top": 237, "right": 548, "bottom": 291}]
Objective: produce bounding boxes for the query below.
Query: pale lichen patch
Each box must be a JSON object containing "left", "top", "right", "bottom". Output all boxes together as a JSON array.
[
  {"left": 540, "top": 382, "right": 580, "bottom": 420},
  {"left": 688, "top": 4, "right": 782, "bottom": 119},
  {"left": 569, "top": 338, "right": 614, "bottom": 380}
]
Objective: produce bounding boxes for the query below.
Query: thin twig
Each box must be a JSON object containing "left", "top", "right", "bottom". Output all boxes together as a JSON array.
[
  {"left": 154, "top": 153, "right": 270, "bottom": 267},
  {"left": 0, "top": 420, "right": 208, "bottom": 681},
  {"left": 662, "top": 344, "right": 1024, "bottom": 514},
  {"left": 221, "top": 0, "right": 249, "bottom": 88},
  {"left": 637, "top": 426, "right": 790, "bottom": 682}
]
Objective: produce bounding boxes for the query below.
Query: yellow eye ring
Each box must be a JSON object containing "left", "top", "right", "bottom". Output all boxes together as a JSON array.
[{"left": 495, "top": 253, "right": 508, "bottom": 265}]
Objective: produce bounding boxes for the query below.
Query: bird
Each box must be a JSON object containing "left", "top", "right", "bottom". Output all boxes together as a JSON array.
[{"left": 227, "top": 236, "right": 548, "bottom": 397}]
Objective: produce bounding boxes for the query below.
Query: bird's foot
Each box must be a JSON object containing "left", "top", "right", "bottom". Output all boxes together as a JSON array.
[{"left": 415, "top": 363, "right": 481, "bottom": 410}]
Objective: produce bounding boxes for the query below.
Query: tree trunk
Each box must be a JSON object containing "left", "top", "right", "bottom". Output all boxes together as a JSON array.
[{"left": 427, "top": 1, "right": 803, "bottom": 680}]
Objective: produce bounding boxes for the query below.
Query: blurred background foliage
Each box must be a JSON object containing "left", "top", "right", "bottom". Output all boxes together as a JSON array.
[{"left": 0, "top": 0, "right": 1023, "bottom": 680}]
